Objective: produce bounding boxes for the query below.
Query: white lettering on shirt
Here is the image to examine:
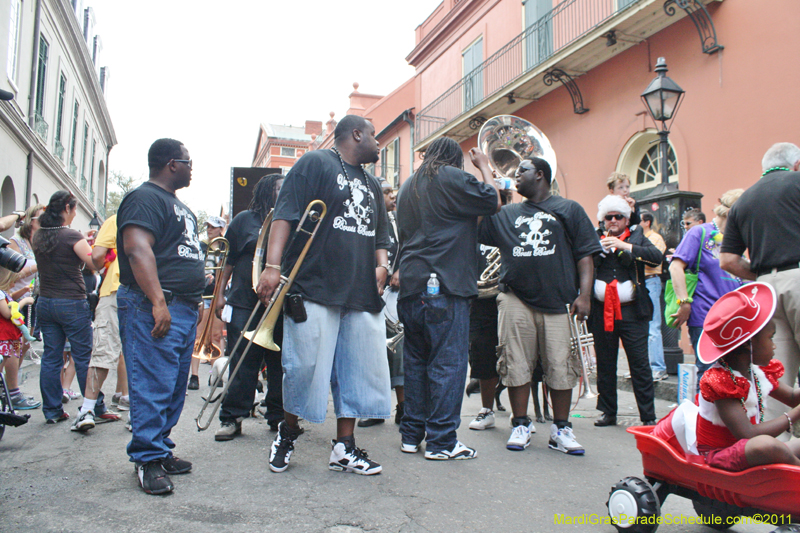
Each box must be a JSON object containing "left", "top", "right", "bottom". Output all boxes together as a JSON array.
[
  {"left": 514, "top": 212, "right": 557, "bottom": 256},
  {"left": 173, "top": 204, "right": 202, "bottom": 258},
  {"left": 334, "top": 172, "right": 376, "bottom": 237}
]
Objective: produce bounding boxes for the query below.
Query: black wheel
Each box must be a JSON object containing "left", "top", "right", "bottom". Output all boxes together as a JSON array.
[
  {"left": 608, "top": 476, "right": 661, "bottom": 532},
  {"left": 691, "top": 497, "right": 741, "bottom": 530}
]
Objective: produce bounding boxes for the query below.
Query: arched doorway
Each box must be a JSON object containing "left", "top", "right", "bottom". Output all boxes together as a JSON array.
[{"left": 1, "top": 177, "right": 16, "bottom": 238}]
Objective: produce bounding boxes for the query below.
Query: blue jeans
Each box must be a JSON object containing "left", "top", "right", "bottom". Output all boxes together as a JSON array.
[
  {"left": 117, "top": 285, "right": 197, "bottom": 464},
  {"left": 645, "top": 276, "right": 666, "bottom": 373},
  {"left": 37, "top": 297, "right": 94, "bottom": 420},
  {"left": 281, "top": 301, "right": 390, "bottom": 423},
  {"left": 398, "top": 293, "right": 469, "bottom": 453},
  {"left": 689, "top": 325, "right": 710, "bottom": 393}
]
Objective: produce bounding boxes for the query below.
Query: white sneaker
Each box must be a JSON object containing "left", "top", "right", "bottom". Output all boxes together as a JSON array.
[
  {"left": 507, "top": 419, "right": 534, "bottom": 450},
  {"left": 70, "top": 410, "right": 95, "bottom": 432},
  {"left": 400, "top": 442, "right": 420, "bottom": 453},
  {"left": 424, "top": 441, "right": 477, "bottom": 460},
  {"left": 468, "top": 408, "right": 495, "bottom": 430},
  {"left": 549, "top": 424, "right": 585, "bottom": 455},
  {"left": 329, "top": 439, "right": 382, "bottom": 475}
]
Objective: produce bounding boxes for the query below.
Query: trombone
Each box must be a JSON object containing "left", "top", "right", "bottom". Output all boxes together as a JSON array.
[
  {"left": 192, "top": 236, "right": 229, "bottom": 363},
  {"left": 566, "top": 304, "right": 598, "bottom": 401},
  {"left": 195, "top": 200, "right": 327, "bottom": 431}
]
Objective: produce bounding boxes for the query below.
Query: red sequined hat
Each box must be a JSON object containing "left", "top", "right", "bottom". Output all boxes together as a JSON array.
[{"left": 697, "top": 283, "right": 777, "bottom": 364}]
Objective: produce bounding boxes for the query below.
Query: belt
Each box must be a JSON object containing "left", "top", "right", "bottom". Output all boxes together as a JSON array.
[
  {"left": 645, "top": 274, "right": 660, "bottom": 279},
  {"left": 757, "top": 261, "right": 800, "bottom": 277}
]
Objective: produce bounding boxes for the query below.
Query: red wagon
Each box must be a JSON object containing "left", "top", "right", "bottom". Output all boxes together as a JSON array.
[{"left": 606, "top": 425, "right": 800, "bottom": 532}]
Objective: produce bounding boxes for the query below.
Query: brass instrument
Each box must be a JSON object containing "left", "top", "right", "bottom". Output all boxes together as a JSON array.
[
  {"left": 383, "top": 287, "right": 403, "bottom": 353},
  {"left": 477, "top": 247, "right": 501, "bottom": 299},
  {"left": 566, "top": 304, "right": 598, "bottom": 401},
  {"left": 192, "top": 236, "right": 230, "bottom": 363},
  {"left": 196, "top": 201, "right": 327, "bottom": 431}
]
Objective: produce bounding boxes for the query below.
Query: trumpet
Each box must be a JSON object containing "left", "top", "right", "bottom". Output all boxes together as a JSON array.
[
  {"left": 192, "top": 236, "right": 230, "bottom": 363},
  {"left": 566, "top": 304, "right": 598, "bottom": 400},
  {"left": 195, "top": 200, "right": 327, "bottom": 431}
]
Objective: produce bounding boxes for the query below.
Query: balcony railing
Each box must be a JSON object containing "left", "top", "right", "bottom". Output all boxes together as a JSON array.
[
  {"left": 34, "top": 113, "right": 49, "bottom": 142},
  {"left": 54, "top": 140, "right": 64, "bottom": 160},
  {"left": 416, "top": 0, "right": 641, "bottom": 143},
  {"left": 69, "top": 162, "right": 78, "bottom": 179}
]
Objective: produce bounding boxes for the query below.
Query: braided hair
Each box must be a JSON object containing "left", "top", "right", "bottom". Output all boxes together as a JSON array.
[
  {"left": 413, "top": 137, "right": 464, "bottom": 198},
  {"left": 32, "top": 190, "right": 76, "bottom": 256},
  {"left": 248, "top": 174, "right": 283, "bottom": 222}
]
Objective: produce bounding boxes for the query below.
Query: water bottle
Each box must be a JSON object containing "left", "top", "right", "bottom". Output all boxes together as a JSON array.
[{"left": 427, "top": 273, "right": 440, "bottom": 295}]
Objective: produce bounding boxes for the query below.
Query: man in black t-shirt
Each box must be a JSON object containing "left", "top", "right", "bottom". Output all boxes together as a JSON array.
[
  {"left": 116, "top": 138, "right": 205, "bottom": 495},
  {"left": 395, "top": 136, "right": 500, "bottom": 460},
  {"left": 478, "top": 157, "right": 600, "bottom": 455},
  {"left": 720, "top": 142, "right": 800, "bottom": 427},
  {"left": 257, "top": 115, "right": 391, "bottom": 475}
]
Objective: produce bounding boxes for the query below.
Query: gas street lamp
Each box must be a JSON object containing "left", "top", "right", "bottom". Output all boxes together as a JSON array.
[
  {"left": 641, "top": 57, "right": 685, "bottom": 187},
  {"left": 89, "top": 212, "right": 101, "bottom": 232}
]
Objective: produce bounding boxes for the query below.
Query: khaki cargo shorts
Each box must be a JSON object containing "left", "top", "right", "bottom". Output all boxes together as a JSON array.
[
  {"left": 89, "top": 294, "right": 122, "bottom": 370},
  {"left": 496, "top": 291, "right": 580, "bottom": 390}
]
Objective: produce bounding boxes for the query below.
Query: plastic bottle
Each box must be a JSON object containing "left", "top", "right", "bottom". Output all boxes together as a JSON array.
[{"left": 427, "top": 273, "right": 440, "bottom": 295}]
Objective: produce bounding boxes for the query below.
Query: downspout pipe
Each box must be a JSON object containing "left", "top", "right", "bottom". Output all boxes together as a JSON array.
[{"left": 25, "top": 0, "right": 43, "bottom": 209}]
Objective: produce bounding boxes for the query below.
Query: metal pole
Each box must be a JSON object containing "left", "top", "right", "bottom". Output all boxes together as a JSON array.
[{"left": 658, "top": 129, "right": 670, "bottom": 185}]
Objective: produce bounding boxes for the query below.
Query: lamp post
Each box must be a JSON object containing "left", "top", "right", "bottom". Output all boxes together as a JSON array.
[
  {"left": 89, "top": 212, "right": 101, "bottom": 232},
  {"left": 639, "top": 58, "right": 702, "bottom": 375}
]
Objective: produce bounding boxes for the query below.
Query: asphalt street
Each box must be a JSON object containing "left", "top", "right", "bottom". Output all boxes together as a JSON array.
[{"left": 0, "top": 357, "right": 777, "bottom": 533}]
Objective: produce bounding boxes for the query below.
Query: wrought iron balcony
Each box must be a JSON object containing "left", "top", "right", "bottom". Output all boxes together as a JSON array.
[
  {"left": 54, "top": 140, "right": 65, "bottom": 160},
  {"left": 33, "top": 113, "right": 49, "bottom": 142},
  {"left": 415, "top": 0, "right": 722, "bottom": 147}
]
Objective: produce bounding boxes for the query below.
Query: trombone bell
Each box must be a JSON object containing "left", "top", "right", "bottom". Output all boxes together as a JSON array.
[{"left": 243, "top": 324, "right": 279, "bottom": 352}]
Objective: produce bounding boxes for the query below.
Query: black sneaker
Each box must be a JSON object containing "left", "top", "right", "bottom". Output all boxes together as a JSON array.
[
  {"left": 136, "top": 461, "right": 174, "bottom": 494},
  {"left": 356, "top": 418, "right": 384, "bottom": 428},
  {"left": 269, "top": 422, "right": 302, "bottom": 473},
  {"left": 161, "top": 456, "right": 192, "bottom": 475},
  {"left": 329, "top": 437, "right": 382, "bottom": 475},
  {"left": 187, "top": 375, "right": 199, "bottom": 391}
]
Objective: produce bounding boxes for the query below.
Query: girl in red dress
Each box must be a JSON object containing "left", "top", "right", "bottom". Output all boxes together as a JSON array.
[{"left": 695, "top": 282, "right": 800, "bottom": 471}]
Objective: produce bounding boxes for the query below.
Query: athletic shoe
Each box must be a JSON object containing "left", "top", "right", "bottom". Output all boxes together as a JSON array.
[
  {"left": 215, "top": 419, "right": 242, "bottom": 441},
  {"left": 356, "top": 418, "right": 384, "bottom": 428},
  {"left": 45, "top": 411, "right": 70, "bottom": 424},
  {"left": 548, "top": 424, "right": 585, "bottom": 455},
  {"left": 652, "top": 370, "right": 668, "bottom": 382},
  {"left": 329, "top": 439, "right": 382, "bottom": 475},
  {"left": 61, "top": 392, "right": 69, "bottom": 404},
  {"left": 70, "top": 410, "right": 95, "bottom": 432},
  {"left": 136, "top": 461, "right": 174, "bottom": 495},
  {"left": 95, "top": 411, "right": 121, "bottom": 424},
  {"left": 509, "top": 415, "right": 536, "bottom": 432},
  {"left": 269, "top": 421, "right": 302, "bottom": 473},
  {"left": 111, "top": 394, "right": 130, "bottom": 411},
  {"left": 424, "top": 441, "right": 477, "bottom": 460},
  {"left": 63, "top": 389, "right": 82, "bottom": 401},
  {"left": 507, "top": 417, "right": 534, "bottom": 451},
  {"left": 161, "top": 456, "right": 192, "bottom": 475},
  {"left": 468, "top": 408, "right": 495, "bottom": 430},
  {"left": 400, "top": 442, "right": 420, "bottom": 454},
  {"left": 187, "top": 375, "right": 199, "bottom": 391},
  {"left": 11, "top": 395, "right": 41, "bottom": 410}
]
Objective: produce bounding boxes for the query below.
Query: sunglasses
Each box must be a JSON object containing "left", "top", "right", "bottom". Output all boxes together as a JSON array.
[
  {"left": 173, "top": 159, "right": 192, "bottom": 169},
  {"left": 604, "top": 214, "right": 625, "bottom": 221},
  {"left": 683, "top": 220, "right": 694, "bottom": 226}
]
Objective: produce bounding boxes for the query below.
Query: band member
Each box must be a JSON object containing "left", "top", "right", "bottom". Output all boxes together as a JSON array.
[
  {"left": 214, "top": 175, "right": 285, "bottom": 440},
  {"left": 257, "top": 115, "right": 391, "bottom": 475},
  {"left": 359, "top": 180, "right": 403, "bottom": 427},
  {"left": 590, "top": 195, "right": 660, "bottom": 428},
  {"left": 189, "top": 215, "right": 227, "bottom": 390},
  {"left": 478, "top": 157, "right": 600, "bottom": 454},
  {"left": 117, "top": 138, "right": 205, "bottom": 494},
  {"left": 395, "top": 137, "right": 500, "bottom": 460}
]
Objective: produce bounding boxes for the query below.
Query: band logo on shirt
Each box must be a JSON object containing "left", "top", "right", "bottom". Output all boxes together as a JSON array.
[
  {"left": 173, "top": 204, "right": 202, "bottom": 260},
  {"left": 513, "top": 213, "right": 557, "bottom": 257},
  {"left": 333, "top": 173, "right": 376, "bottom": 237}
]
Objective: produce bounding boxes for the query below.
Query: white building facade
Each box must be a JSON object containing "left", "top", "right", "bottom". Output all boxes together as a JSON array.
[{"left": 1, "top": 0, "right": 115, "bottom": 232}]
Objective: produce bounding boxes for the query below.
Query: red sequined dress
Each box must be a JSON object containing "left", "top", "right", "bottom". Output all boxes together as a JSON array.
[{"left": 696, "top": 360, "right": 784, "bottom": 450}]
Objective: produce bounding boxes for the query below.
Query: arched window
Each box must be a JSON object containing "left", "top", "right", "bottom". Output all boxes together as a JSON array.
[{"left": 616, "top": 130, "right": 679, "bottom": 193}]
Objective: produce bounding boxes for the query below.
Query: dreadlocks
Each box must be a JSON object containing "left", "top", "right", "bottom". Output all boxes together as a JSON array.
[
  {"left": 248, "top": 174, "right": 283, "bottom": 222},
  {"left": 413, "top": 137, "right": 464, "bottom": 198}
]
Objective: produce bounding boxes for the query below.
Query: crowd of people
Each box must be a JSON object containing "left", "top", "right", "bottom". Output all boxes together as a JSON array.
[{"left": 3, "top": 123, "right": 800, "bottom": 495}]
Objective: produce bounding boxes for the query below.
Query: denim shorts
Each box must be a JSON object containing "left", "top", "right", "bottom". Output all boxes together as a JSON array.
[{"left": 282, "top": 301, "right": 391, "bottom": 423}]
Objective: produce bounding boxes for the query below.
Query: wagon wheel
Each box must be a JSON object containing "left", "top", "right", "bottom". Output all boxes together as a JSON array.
[
  {"left": 691, "top": 497, "right": 742, "bottom": 530},
  {"left": 607, "top": 476, "right": 661, "bottom": 532}
]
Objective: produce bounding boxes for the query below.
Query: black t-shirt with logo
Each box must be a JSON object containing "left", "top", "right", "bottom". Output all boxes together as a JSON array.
[
  {"left": 396, "top": 166, "right": 498, "bottom": 300},
  {"left": 478, "top": 195, "right": 601, "bottom": 314},
  {"left": 117, "top": 182, "right": 206, "bottom": 303},
  {"left": 225, "top": 209, "right": 265, "bottom": 311},
  {"left": 273, "top": 149, "right": 390, "bottom": 313}
]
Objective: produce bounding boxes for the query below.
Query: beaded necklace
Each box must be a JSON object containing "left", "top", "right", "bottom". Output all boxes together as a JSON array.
[
  {"left": 718, "top": 359, "right": 764, "bottom": 423},
  {"left": 330, "top": 148, "right": 374, "bottom": 220},
  {"left": 39, "top": 225, "right": 69, "bottom": 230},
  {"left": 761, "top": 166, "right": 790, "bottom": 178}
]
